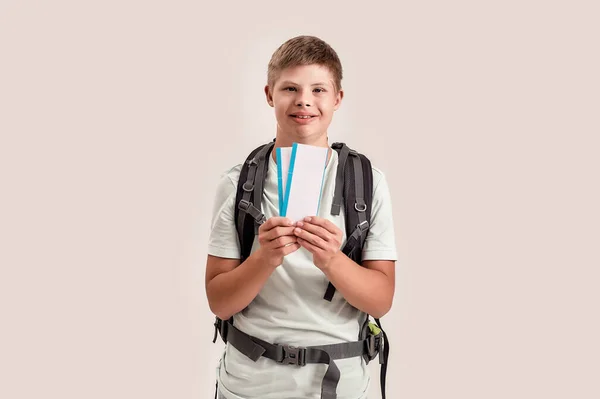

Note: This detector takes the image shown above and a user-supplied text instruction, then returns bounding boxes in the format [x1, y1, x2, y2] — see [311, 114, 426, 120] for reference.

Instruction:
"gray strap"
[318, 351, 339, 399]
[308, 340, 366, 360]
[219, 320, 381, 399]
[222, 321, 368, 362]
[351, 154, 368, 247]
[237, 142, 273, 242]
[252, 143, 274, 233]
[226, 323, 266, 362]
[239, 200, 265, 223]
[331, 144, 350, 215]
[237, 158, 258, 241]
[253, 143, 272, 207]
[348, 220, 370, 244]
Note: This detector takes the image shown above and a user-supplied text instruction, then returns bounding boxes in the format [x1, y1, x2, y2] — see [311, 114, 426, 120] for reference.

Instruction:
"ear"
[264, 85, 274, 107]
[333, 89, 344, 111]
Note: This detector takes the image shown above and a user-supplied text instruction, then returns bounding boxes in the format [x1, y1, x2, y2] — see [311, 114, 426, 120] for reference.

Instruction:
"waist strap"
[214, 318, 383, 399]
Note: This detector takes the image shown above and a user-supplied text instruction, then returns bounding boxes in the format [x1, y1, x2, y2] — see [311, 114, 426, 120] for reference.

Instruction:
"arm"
[294, 218, 395, 318]
[205, 252, 271, 320]
[205, 217, 300, 320]
[323, 255, 394, 319]
[294, 168, 397, 318]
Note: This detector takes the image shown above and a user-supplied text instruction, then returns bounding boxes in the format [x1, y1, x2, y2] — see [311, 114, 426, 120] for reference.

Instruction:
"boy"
[205, 35, 397, 399]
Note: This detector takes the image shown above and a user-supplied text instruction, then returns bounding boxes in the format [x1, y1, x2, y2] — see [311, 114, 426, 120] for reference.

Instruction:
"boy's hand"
[293, 216, 343, 271]
[255, 217, 300, 268]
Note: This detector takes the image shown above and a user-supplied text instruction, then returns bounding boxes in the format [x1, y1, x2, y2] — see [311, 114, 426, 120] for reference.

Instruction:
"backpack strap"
[374, 317, 390, 399]
[212, 140, 275, 374]
[324, 143, 373, 302]
[234, 140, 275, 262]
[347, 151, 371, 252]
[215, 317, 384, 399]
[357, 316, 390, 399]
[330, 143, 350, 216]
[325, 143, 390, 398]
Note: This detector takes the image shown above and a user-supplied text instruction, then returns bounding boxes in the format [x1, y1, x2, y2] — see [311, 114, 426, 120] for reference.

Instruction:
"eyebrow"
[280, 81, 330, 87]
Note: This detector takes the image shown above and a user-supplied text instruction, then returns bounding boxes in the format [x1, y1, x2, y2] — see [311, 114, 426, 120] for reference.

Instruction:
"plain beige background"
[1, 1, 598, 398]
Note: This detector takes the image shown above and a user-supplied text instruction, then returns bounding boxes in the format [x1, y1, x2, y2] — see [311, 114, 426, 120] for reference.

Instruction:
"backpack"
[212, 140, 390, 399]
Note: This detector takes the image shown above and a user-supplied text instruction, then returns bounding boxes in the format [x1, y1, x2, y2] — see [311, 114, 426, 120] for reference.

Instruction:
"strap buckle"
[238, 199, 250, 212]
[365, 332, 382, 361]
[357, 220, 369, 233]
[278, 344, 306, 366]
[239, 199, 266, 225]
[213, 317, 228, 343]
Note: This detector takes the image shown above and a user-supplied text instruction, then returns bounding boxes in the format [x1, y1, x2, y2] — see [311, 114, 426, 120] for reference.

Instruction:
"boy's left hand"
[293, 216, 343, 271]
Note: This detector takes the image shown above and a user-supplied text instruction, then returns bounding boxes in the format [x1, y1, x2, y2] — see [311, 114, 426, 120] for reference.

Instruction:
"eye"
[314, 88, 325, 93]
[284, 87, 296, 91]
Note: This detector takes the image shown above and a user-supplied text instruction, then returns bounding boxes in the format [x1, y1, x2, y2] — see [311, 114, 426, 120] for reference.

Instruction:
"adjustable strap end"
[321, 387, 337, 399]
[378, 336, 386, 364]
[212, 320, 218, 344]
[246, 344, 267, 362]
[323, 282, 336, 302]
[330, 203, 341, 216]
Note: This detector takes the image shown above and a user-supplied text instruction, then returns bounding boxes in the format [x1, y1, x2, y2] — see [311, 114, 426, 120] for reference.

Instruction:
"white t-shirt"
[208, 148, 397, 399]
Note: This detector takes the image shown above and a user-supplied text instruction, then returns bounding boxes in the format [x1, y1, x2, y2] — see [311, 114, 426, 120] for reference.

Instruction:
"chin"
[295, 130, 328, 143]
[278, 123, 329, 142]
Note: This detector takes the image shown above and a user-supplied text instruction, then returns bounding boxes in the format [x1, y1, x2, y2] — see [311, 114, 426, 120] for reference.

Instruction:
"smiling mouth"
[290, 115, 317, 119]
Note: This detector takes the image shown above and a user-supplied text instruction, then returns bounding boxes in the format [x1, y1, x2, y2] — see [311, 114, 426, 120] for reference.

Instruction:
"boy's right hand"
[255, 217, 300, 268]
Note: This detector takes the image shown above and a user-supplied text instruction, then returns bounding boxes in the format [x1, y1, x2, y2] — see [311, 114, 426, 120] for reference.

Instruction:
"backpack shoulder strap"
[212, 140, 274, 350]
[330, 143, 389, 398]
[324, 142, 373, 302]
[325, 144, 390, 398]
[234, 140, 275, 263]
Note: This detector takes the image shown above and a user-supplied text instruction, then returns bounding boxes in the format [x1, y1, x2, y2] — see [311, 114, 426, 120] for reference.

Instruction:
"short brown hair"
[267, 35, 343, 93]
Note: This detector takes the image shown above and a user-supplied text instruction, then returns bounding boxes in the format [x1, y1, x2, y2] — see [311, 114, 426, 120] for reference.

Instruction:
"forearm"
[322, 253, 393, 318]
[206, 250, 275, 320]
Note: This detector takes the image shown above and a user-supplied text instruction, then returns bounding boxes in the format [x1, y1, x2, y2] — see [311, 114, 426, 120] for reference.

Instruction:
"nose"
[295, 91, 311, 107]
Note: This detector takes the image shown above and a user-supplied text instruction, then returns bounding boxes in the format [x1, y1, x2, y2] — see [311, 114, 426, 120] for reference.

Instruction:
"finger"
[270, 235, 298, 249]
[295, 220, 331, 241]
[302, 216, 340, 235]
[281, 242, 301, 256]
[294, 226, 327, 249]
[262, 226, 297, 241]
[297, 237, 320, 254]
[259, 217, 293, 234]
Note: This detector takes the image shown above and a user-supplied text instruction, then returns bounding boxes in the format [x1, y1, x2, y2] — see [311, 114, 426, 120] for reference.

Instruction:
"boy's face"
[265, 64, 343, 145]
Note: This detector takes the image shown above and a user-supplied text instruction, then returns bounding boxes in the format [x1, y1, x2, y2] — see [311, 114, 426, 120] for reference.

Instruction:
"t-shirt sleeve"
[207, 167, 242, 259]
[361, 168, 398, 261]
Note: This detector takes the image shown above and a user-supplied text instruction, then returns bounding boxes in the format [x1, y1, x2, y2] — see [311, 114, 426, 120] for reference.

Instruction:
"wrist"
[251, 247, 280, 270]
[321, 250, 344, 275]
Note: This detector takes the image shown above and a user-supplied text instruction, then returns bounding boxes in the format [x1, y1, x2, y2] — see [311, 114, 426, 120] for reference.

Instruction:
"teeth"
[295, 115, 312, 119]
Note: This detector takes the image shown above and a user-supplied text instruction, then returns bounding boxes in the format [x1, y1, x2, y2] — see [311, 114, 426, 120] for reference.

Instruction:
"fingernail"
[296, 221, 303, 227]
[295, 228, 301, 233]
[304, 217, 311, 222]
